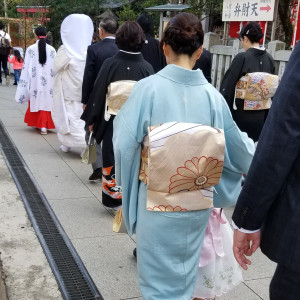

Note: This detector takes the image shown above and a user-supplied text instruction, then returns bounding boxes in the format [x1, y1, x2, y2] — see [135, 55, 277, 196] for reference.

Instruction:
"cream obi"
[139, 122, 225, 212]
[105, 80, 136, 120]
[234, 72, 279, 110]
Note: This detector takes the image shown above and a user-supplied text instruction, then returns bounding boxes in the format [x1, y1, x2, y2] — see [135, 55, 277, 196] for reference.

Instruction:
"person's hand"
[233, 229, 261, 270]
[82, 104, 86, 111]
[89, 124, 94, 132]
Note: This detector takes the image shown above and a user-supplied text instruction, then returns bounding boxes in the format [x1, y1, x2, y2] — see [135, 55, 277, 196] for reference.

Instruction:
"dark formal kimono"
[220, 47, 275, 141]
[81, 51, 154, 207]
[140, 34, 166, 73]
[193, 48, 212, 83]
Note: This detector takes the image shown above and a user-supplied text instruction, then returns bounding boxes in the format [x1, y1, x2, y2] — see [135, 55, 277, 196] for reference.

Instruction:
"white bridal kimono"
[52, 14, 93, 149]
[113, 64, 255, 300]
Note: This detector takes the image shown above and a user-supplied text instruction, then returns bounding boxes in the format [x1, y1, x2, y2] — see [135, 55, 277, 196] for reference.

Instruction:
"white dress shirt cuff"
[232, 220, 260, 233]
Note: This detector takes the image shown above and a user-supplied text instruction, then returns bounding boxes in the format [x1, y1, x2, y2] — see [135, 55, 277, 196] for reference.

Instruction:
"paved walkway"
[0, 82, 276, 300]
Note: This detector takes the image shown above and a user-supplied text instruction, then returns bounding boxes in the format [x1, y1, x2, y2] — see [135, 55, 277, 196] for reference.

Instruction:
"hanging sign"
[222, 0, 276, 22]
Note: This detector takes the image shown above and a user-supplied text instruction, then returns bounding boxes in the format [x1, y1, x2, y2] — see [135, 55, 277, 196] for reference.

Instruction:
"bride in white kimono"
[52, 14, 93, 152]
[113, 13, 255, 300]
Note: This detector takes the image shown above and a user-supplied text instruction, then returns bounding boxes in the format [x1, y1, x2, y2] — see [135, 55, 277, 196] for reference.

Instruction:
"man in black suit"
[232, 42, 300, 299]
[82, 17, 119, 181]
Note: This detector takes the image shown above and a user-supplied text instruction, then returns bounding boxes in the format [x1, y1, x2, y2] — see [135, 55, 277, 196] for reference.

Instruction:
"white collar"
[119, 50, 141, 55]
[103, 36, 115, 40]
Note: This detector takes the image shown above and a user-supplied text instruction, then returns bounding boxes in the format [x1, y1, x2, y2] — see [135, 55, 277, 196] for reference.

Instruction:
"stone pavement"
[0, 81, 276, 300]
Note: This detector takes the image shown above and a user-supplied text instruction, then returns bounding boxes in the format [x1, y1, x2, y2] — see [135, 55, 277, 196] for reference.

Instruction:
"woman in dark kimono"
[220, 22, 275, 141]
[81, 21, 154, 208]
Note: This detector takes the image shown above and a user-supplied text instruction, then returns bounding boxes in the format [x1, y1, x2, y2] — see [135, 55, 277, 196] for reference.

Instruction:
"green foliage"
[117, 3, 138, 22]
[187, 0, 223, 19]
[46, 0, 104, 48]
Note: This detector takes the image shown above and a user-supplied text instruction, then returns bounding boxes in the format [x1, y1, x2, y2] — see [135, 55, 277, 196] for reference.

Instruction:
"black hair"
[161, 12, 204, 57]
[13, 49, 23, 63]
[0, 22, 4, 30]
[239, 22, 263, 43]
[35, 27, 47, 65]
[136, 13, 153, 35]
[115, 21, 145, 52]
[99, 17, 118, 35]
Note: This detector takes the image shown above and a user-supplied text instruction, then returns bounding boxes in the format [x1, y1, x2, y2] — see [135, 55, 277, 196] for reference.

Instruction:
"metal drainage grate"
[0, 121, 103, 300]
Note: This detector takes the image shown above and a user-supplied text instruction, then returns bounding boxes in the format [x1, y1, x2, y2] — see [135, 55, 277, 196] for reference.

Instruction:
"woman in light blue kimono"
[113, 13, 255, 300]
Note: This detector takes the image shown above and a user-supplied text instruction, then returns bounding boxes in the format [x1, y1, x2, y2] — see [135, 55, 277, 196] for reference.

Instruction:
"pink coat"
[8, 56, 23, 70]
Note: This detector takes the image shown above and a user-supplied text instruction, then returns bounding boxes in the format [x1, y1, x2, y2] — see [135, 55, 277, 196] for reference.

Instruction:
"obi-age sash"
[234, 72, 279, 111]
[104, 80, 136, 121]
[139, 122, 225, 212]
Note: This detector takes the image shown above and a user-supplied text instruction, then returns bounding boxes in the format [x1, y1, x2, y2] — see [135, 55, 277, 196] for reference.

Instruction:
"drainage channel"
[0, 121, 103, 300]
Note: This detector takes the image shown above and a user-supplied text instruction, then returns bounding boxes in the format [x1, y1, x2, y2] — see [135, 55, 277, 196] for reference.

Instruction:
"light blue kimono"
[113, 65, 255, 300]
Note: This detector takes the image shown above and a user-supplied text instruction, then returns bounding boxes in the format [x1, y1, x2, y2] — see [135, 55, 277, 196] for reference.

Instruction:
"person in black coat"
[137, 13, 166, 73]
[193, 48, 212, 83]
[81, 17, 119, 181]
[220, 22, 275, 141]
[232, 42, 300, 300]
[81, 21, 154, 208]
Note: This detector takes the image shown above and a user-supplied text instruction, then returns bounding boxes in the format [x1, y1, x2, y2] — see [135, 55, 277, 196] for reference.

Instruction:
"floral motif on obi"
[169, 156, 224, 193]
[147, 205, 188, 212]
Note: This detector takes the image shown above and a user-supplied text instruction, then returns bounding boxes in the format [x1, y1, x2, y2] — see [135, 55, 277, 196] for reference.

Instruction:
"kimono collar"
[115, 50, 145, 62]
[158, 64, 208, 86]
[60, 14, 93, 61]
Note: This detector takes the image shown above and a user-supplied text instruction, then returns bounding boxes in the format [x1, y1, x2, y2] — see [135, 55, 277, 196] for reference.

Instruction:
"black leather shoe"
[88, 168, 102, 181]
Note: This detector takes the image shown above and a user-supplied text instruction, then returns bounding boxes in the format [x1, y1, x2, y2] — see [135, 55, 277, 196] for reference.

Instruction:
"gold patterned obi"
[235, 72, 279, 110]
[105, 80, 136, 119]
[139, 122, 225, 212]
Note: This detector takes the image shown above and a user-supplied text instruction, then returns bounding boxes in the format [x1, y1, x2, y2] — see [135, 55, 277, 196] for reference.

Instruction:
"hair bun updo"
[161, 13, 204, 56]
[239, 22, 263, 43]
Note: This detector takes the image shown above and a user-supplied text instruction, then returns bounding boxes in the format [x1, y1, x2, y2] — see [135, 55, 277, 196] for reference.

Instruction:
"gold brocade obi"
[234, 72, 279, 110]
[139, 122, 225, 212]
[105, 80, 136, 120]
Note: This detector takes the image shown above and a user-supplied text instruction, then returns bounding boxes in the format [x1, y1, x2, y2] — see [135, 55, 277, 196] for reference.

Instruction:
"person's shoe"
[133, 248, 137, 259]
[5, 76, 10, 86]
[60, 145, 71, 153]
[40, 127, 47, 135]
[88, 168, 102, 181]
[13, 82, 17, 85]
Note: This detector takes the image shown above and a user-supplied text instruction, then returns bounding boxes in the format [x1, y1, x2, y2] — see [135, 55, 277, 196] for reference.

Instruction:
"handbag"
[112, 207, 127, 233]
[139, 122, 225, 212]
[81, 131, 97, 164]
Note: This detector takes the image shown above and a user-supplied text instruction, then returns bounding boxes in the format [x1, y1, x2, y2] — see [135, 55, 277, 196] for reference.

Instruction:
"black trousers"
[270, 264, 300, 300]
[0, 55, 9, 80]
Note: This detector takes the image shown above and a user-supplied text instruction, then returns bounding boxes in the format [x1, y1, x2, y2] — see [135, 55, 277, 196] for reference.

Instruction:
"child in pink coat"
[8, 49, 23, 85]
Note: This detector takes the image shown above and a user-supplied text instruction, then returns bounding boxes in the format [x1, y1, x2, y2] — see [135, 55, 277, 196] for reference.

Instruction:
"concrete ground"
[0, 81, 276, 300]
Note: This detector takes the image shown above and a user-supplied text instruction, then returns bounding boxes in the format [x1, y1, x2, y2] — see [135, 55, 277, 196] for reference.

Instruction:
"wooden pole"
[292, 0, 300, 48]
[271, 0, 279, 41]
[263, 21, 268, 47]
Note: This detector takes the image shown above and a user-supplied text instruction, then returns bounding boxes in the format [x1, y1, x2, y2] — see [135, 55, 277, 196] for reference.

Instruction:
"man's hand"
[82, 104, 87, 111]
[89, 124, 94, 132]
[233, 229, 261, 270]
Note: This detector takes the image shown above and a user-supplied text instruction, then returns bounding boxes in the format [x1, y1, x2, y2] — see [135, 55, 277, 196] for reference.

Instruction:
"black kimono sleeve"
[220, 53, 245, 109]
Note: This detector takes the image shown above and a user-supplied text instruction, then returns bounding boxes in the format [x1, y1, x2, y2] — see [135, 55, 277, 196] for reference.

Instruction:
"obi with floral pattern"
[139, 122, 225, 212]
[234, 72, 279, 111]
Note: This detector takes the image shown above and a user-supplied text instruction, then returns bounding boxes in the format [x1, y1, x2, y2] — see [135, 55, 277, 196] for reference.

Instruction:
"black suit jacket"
[81, 38, 119, 104]
[193, 48, 212, 83]
[232, 43, 300, 273]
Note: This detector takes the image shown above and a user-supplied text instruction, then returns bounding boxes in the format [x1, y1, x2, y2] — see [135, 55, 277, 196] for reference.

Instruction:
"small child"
[192, 208, 243, 300]
[8, 49, 23, 85]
